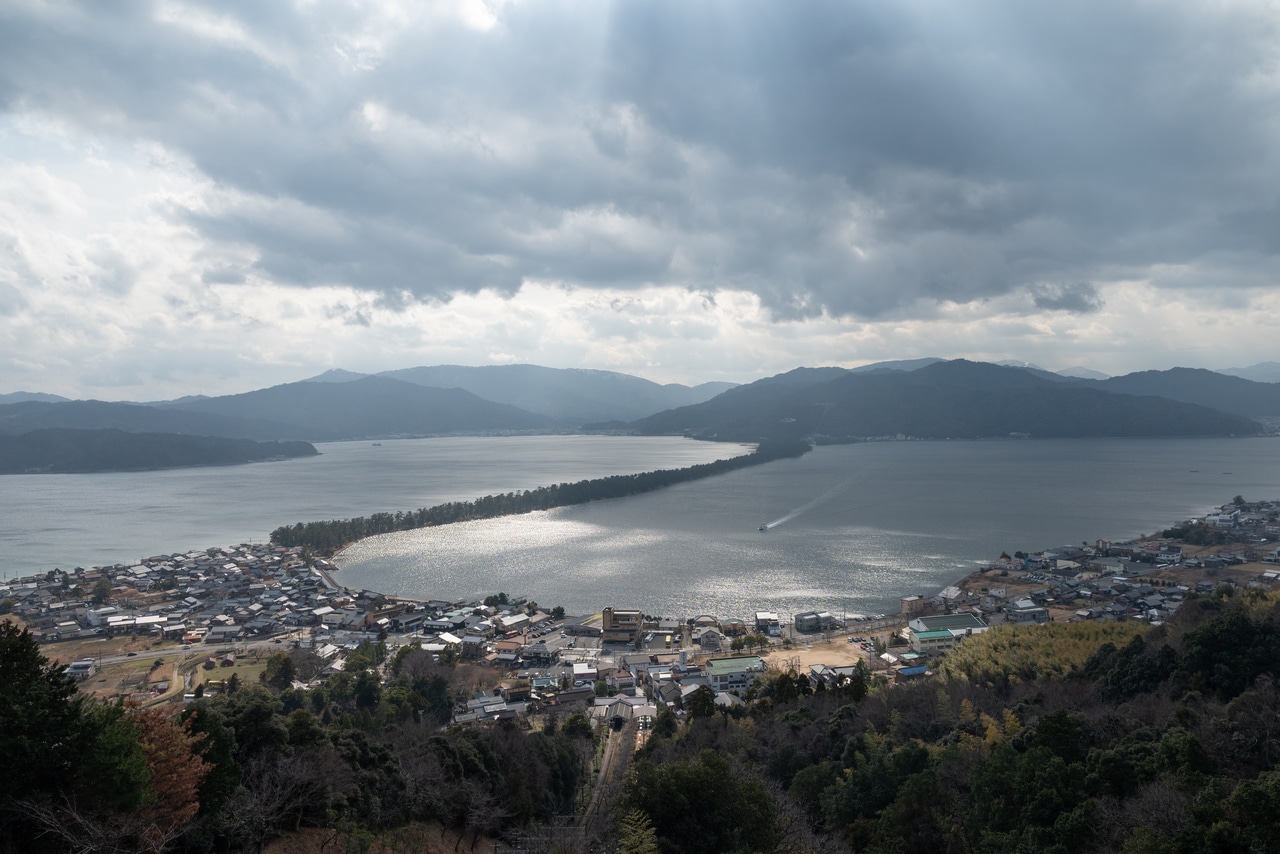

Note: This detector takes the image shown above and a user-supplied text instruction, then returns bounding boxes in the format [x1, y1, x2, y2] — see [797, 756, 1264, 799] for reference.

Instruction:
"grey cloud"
[87, 244, 135, 295]
[0, 281, 26, 317]
[325, 302, 372, 327]
[1031, 282, 1104, 314]
[2, 0, 1279, 320]
[201, 267, 247, 285]
[0, 234, 35, 314]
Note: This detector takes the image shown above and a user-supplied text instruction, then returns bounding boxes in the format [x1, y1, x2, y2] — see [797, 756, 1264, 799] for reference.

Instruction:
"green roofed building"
[906, 612, 988, 655]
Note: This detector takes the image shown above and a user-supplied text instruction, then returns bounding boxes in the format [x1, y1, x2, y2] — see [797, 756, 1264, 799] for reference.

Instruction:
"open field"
[759, 637, 876, 670]
[190, 648, 273, 692]
[78, 654, 184, 701]
[41, 633, 168, 665]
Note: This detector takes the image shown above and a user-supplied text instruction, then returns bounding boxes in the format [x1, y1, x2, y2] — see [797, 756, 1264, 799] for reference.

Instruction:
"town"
[3, 498, 1279, 729]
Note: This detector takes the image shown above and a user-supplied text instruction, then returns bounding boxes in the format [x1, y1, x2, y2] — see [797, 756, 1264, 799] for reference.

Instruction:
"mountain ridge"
[630, 360, 1264, 441]
[3, 359, 1276, 445]
[348, 363, 736, 424]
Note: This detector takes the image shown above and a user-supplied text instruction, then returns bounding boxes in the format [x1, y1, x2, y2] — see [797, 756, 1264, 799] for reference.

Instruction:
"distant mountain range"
[156, 376, 554, 441]
[1215, 361, 1280, 383]
[0, 361, 1275, 460]
[0, 391, 70, 405]
[1094, 368, 1280, 418]
[1056, 366, 1111, 380]
[628, 360, 1266, 441]
[303, 363, 737, 424]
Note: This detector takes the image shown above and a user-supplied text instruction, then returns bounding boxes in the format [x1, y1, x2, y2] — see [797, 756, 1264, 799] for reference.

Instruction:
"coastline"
[7, 497, 1276, 661]
[270, 439, 810, 555]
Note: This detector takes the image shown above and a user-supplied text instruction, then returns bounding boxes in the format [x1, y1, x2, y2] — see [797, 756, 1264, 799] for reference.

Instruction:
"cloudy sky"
[2, 0, 1279, 400]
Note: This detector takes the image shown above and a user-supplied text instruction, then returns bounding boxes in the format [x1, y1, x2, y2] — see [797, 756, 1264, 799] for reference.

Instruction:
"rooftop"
[705, 656, 766, 677]
[916, 613, 987, 632]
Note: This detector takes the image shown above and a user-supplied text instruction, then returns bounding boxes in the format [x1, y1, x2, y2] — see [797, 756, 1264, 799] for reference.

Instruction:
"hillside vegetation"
[7, 587, 1280, 852]
[620, 589, 1280, 853]
[0, 428, 317, 474]
[936, 620, 1145, 686]
[0, 628, 592, 854]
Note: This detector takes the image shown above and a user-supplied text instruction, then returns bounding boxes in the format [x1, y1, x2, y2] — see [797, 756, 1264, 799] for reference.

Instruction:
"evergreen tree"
[617, 808, 660, 854]
[0, 624, 85, 804]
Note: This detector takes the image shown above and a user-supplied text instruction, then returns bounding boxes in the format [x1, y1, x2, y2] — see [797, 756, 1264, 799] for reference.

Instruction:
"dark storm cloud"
[3, 0, 1278, 318]
[1030, 282, 1103, 314]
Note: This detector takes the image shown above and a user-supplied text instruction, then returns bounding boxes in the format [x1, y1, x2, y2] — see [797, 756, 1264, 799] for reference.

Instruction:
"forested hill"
[0, 377, 556, 443]
[630, 359, 1263, 441]
[159, 376, 554, 441]
[621, 587, 1280, 853]
[1095, 366, 1280, 417]
[272, 438, 810, 553]
[0, 428, 318, 473]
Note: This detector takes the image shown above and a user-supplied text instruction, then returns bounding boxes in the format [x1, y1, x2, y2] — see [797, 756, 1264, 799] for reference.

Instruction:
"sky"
[2, 0, 1280, 400]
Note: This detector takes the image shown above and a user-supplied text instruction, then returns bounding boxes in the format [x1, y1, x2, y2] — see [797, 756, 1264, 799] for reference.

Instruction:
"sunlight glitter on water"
[333, 438, 1280, 617]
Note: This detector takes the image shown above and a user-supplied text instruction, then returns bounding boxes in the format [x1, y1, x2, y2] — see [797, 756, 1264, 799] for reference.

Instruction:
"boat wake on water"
[759, 479, 852, 531]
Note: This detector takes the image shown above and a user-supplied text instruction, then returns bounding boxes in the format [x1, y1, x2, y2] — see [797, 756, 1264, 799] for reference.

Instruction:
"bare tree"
[464, 784, 513, 851]
[16, 795, 191, 854]
[216, 749, 354, 854]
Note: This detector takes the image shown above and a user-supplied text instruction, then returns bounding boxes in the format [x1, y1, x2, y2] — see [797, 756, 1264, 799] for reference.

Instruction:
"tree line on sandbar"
[271, 439, 811, 555]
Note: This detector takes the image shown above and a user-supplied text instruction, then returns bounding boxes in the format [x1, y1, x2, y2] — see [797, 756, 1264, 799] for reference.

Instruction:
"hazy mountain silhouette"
[163, 376, 555, 440]
[0, 391, 70, 404]
[333, 364, 737, 424]
[631, 360, 1262, 440]
[1095, 368, 1280, 416]
[1217, 361, 1280, 383]
[1, 378, 554, 442]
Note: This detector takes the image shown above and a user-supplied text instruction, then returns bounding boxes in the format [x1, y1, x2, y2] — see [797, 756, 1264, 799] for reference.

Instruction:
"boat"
[371, 442, 382, 447]
[758, 524, 768, 532]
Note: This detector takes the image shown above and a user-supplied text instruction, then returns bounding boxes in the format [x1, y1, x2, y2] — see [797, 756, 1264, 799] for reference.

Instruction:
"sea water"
[5, 435, 1278, 618]
[0, 435, 747, 578]
[334, 438, 1280, 617]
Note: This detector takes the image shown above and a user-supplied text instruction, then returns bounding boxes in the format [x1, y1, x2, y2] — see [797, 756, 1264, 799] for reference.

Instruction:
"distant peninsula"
[271, 438, 811, 554]
[0, 427, 318, 474]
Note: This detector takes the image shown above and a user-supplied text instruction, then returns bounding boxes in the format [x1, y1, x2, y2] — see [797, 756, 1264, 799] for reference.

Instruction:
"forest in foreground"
[5, 583, 1280, 853]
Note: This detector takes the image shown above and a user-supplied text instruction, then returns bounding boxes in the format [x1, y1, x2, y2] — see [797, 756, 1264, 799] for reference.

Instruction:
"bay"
[0, 436, 746, 579]
[335, 437, 1280, 618]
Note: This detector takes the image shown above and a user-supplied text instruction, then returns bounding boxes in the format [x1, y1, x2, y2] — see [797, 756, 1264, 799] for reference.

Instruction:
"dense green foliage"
[938, 620, 1144, 687]
[272, 439, 811, 553]
[616, 593, 1280, 853]
[0, 428, 317, 474]
[0, 624, 162, 853]
[1162, 523, 1230, 546]
[0, 627, 591, 853]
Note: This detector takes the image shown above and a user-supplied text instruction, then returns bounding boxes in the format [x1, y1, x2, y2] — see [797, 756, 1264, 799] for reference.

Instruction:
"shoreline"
[270, 439, 811, 556]
[7, 499, 1276, 656]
